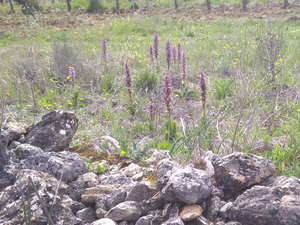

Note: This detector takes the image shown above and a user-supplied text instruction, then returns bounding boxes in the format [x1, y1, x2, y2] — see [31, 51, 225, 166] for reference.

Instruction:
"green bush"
[87, 0, 106, 12]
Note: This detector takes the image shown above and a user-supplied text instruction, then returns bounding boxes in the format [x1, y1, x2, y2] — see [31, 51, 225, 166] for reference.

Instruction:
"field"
[1, 0, 300, 176]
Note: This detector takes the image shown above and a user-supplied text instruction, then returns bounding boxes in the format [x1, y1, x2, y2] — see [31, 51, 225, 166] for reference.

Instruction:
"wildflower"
[121, 151, 126, 155]
[102, 38, 107, 62]
[177, 42, 181, 64]
[124, 61, 133, 102]
[166, 39, 171, 70]
[69, 67, 75, 85]
[181, 50, 187, 81]
[199, 70, 207, 107]
[154, 34, 159, 60]
[172, 46, 176, 66]
[149, 44, 154, 61]
[162, 73, 173, 117]
[147, 101, 155, 120]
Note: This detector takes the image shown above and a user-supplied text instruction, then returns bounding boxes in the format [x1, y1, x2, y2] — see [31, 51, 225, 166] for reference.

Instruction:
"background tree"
[174, 0, 178, 9]
[242, 0, 247, 11]
[283, 0, 289, 9]
[206, 0, 211, 11]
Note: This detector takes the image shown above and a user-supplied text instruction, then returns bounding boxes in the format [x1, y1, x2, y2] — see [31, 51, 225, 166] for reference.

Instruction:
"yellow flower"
[262, 127, 267, 130]
[101, 75, 104, 78]
[49, 79, 53, 81]
[67, 76, 70, 80]
[64, 84, 67, 87]
[28, 105, 32, 107]
[58, 106, 63, 108]
[297, 109, 300, 112]
[80, 98, 83, 100]
[121, 151, 126, 155]
[68, 102, 73, 105]
[103, 98, 106, 100]
[211, 106, 215, 109]
[37, 90, 40, 92]
[50, 90, 54, 93]
[76, 86, 80, 89]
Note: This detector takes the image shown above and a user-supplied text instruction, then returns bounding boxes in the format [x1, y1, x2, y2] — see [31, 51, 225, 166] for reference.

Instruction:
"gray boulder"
[19, 150, 87, 183]
[125, 183, 155, 202]
[0, 163, 18, 191]
[212, 152, 276, 192]
[102, 174, 134, 186]
[135, 214, 155, 225]
[13, 143, 43, 161]
[0, 169, 83, 225]
[76, 207, 98, 223]
[0, 130, 8, 168]
[91, 218, 117, 225]
[161, 216, 184, 225]
[25, 110, 78, 152]
[3, 122, 28, 145]
[105, 201, 142, 221]
[106, 188, 127, 209]
[228, 176, 300, 225]
[161, 165, 213, 204]
[141, 196, 164, 215]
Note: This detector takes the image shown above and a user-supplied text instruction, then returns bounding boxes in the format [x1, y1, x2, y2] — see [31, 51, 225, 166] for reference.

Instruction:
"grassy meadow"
[1, 0, 300, 176]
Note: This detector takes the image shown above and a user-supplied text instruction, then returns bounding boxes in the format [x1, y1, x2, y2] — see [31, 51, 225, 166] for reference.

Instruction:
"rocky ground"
[1, 110, 300, 225]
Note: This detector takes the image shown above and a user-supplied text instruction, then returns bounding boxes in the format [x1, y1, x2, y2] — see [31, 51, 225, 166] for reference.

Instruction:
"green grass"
[1, 0, 300, 176]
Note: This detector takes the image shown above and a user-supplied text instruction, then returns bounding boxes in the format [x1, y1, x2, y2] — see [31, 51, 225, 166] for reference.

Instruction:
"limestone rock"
[19, 150, 87, 183]
[13, 143, 43, 161]
[132, 171, 144, 181]
[135, 214, 155, 225]
[0, 169, 82, 225]
[96, 208, 108, 219]
[125, 183, 155, 202]
[212, 152, 276, 192]
[161, 216, 184, 225]
[82, 185, 117, 204]
[102, 174, 133, 186]
[0, 163, 18, 191]
[145, 150, 168, 167]
[156, 159, 178, 179]
[179, 205, 204, 222]
[228, 177, 300, 225]
[91, 218, 117, 225]
[185, 215, 213, 225]
[121, 163, 142, 177]
[25, 110, 78, 152]
[0, 130, 9, 168]
[76, 207, 98, 223]
[219, 202, 232, 219]
[141, 196, 164, 216]
[3, 122, 28, 145]
[105, 201, 142, 221]
[106, 188, 127, 209]
[207, 196, 221, 221]
[161, 165, 213, 204]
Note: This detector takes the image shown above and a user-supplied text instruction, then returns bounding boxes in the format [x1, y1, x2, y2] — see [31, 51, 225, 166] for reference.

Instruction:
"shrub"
[87, 0, 106, 13]
[134, 70, 157, 93]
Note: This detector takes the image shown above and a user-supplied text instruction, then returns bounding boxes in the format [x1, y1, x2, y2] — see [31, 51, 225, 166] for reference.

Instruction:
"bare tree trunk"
[174, 0, 178, 9]
[9, 0, 14, 12]
[206, 0, 211, 11]
[283, 0, 289, 9]
[242, 0, 247, 11]
[66, 0, 71, 11]
[116, 0, 119, 10]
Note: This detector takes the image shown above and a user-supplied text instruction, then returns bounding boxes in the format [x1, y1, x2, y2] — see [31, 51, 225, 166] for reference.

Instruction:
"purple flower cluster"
[149, 44, 154, 61]
[69, 66, 75, 85]
[154, 34, 159, 60]
[124, 61, 133, 102]
[181, 50, 187, 80]
[102, 38, 107, 62]
[162, 72, 173, 116]
[199, 70, 207, 106]
[172, 46, 176, 66]
[147, 101, 155, 120]
[166, 39, 171, 70]
[177, 42, 181, 64]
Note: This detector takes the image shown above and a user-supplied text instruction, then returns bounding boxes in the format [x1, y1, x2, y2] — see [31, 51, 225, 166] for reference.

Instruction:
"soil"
[1, 2, 300, 36]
